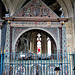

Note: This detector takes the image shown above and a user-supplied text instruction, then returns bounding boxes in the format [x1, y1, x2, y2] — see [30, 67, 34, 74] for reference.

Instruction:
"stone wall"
[65, 17, 74, 54]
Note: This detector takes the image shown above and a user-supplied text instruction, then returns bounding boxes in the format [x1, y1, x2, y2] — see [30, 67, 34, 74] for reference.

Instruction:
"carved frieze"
[10, 21, 61, 27]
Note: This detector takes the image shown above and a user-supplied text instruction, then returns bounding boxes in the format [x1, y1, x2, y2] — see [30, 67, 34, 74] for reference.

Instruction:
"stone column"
[4, 21, 10, 75]
[57, 28, 60, 60]
[73, 2, 75, 72]
[27, 32, 30, 51]
[73, 2, 75, 75]
[34, 32, 37, 54]
[5, 21, 10, 55]
[74, 2, 75, 52]
[62, 23, 69, 75]
[0, 21, 6, 75]
[30, 41, 32, 52]
[41, 33, 47, 54]
[0, 19, 3, 53]
[51, 40, 54, 54]
[30, 32, 33, 52]
[12, 27, 15, 53]
[1, 21, 6, 54]
[32, 32, 37, 53]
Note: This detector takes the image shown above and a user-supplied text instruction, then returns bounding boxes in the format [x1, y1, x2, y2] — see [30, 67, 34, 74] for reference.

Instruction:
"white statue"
[59, 7, 64, 18]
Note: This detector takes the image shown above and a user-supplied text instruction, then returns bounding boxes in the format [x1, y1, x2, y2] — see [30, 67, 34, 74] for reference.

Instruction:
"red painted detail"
[38, 48, 40, 52]
[58, 52, 59, 60]
[50, 58, 52, 60]
[64, 45, 65, 47]
[37, 40, 41, 42]
[7, 65, 9, 67]
[65, 56, 66, 58]
[35, 22, 37, 24]
[58, 27, 62, 29]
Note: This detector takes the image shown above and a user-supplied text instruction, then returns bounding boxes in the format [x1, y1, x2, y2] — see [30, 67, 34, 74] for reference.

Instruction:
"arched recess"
[13, 28, 58, 54]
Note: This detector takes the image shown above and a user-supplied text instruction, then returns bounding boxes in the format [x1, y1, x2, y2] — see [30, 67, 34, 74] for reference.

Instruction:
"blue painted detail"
[0, 54, 4, 75]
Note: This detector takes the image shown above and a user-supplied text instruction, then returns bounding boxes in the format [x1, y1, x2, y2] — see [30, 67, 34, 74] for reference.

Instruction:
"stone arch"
[57, 0, 73, 17]
[1, 0, 8, 11]
[0, 0, 6, 17]
[13, 28, 58, 53]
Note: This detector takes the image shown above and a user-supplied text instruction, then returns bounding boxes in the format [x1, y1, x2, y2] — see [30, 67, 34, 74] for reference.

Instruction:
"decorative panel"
[4, 23, 10, 75]
[62, 24, 69, 75]
[10, 21, 61, 27]
[14, 0, 58, 18]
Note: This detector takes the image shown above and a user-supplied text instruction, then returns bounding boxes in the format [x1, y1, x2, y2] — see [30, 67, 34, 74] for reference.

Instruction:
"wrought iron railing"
[0, 53, 73, 75]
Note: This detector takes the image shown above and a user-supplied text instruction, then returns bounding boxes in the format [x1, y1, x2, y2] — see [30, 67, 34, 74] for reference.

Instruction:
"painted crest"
[14, 0, 58, 18]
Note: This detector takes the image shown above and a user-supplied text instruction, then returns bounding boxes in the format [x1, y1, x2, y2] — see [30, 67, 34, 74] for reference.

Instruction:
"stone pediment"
[13, 0, 59, 18]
